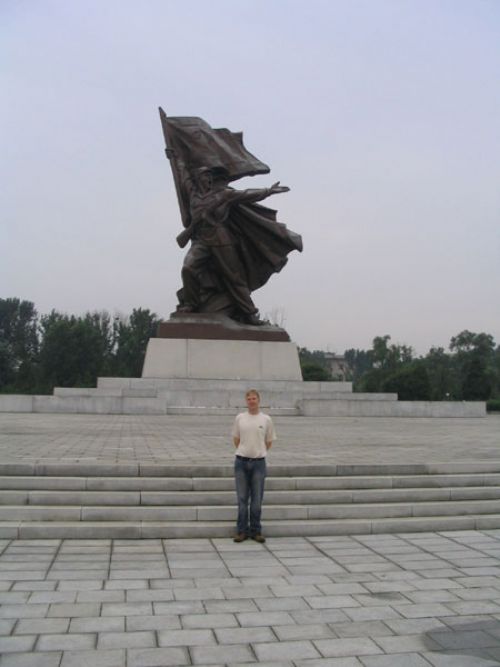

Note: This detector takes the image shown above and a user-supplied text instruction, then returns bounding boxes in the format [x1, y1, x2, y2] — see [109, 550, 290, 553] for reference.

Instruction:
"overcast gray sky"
[2, 0, 499, 354]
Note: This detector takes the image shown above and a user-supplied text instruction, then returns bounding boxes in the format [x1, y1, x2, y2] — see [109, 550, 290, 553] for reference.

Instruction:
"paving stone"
[446, 600, 500, 615]
[222, 585, 273, 599]
[292, 610, 350, 625]
[237, 611, 295, 626]
[15, 618, 70, 634]
[181, 613, 238, 629]
[157, 628, 216, 647]
[359, 655, 432, 667]
[405, 589, 461, 603]
[77, 590, 124, 603]
[47, 603, 100, 618]
[101, 603, 152, 617]
[97, 631, 155, 650]
[273, 624, 335, 640]
[305, 595, 360, 609]
[374, 633, 441, 652]
[125, 589, 174, 602]
[0, 604, 49, 618]
[11, 582, 57, 591]
[0, 593, 30, 604]
[384, 617, 447, 634]
[189, 644, 254, 664]
[126, 614, 181, 631]
[0, 636, 36, 652]
[58, 580, 104, 591]
[343, 606, 402, 622]
[253, 640, 321, 660]
[69, 617, 125, 633]
[28, 591, 77, 604]
[332, 621, 394, 638]
[105, 580, 148, 590]
[428, 628, 500, 649]
[37, 633, 96, 651]
[318, 584, 369, 595]
[295, 659, 362, 667]
[154, 600, 204, 614]
[60, 649, 126, 667]
[421, 652, 500, 666]
[393, 603, 455, 618]
[0, 653, 62, 667]
[255, 597, 309, 612]
[0, 619, 16, 634]
[204, 599, 258, 613]
[173, 587, 225, 600]
[216, 626, 277, 644]
[127, 647, 190, 666]
[313, 638, 383, 658]
[353, 592, 410, 606]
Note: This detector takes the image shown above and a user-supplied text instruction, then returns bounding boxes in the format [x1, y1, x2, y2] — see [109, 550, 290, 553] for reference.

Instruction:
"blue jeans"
[234, 456, 267, 536]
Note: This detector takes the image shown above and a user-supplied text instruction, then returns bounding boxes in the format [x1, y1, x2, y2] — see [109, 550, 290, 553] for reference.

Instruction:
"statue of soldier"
[160, 112, 302, 324]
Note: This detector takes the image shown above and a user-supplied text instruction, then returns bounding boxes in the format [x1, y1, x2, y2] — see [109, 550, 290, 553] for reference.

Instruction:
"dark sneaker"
[251, 534, 266, 543]
[233, 533, 247, 543]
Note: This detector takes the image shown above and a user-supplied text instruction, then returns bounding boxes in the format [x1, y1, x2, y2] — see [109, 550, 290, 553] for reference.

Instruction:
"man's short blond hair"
[245, 389, 260, 400]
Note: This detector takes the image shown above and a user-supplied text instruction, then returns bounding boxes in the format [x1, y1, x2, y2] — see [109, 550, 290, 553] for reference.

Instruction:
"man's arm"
[266, 417, 276, 450]
[225, 181, 289, 206]
[233, 437, 240, 448]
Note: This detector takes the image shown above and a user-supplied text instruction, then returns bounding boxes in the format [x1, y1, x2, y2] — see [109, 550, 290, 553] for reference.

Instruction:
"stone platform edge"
[1, 461, 500, 477]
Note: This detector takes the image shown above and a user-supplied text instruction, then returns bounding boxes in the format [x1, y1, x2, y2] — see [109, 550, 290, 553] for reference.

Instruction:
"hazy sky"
[2, 0, 499, 354]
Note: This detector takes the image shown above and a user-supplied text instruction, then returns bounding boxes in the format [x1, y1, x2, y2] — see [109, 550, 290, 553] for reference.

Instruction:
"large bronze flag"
[159, 109, 270, 179]
[159, 108, 271, 228]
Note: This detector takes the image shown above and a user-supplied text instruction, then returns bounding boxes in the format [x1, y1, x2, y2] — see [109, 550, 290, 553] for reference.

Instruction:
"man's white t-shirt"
[232, 411, 277, 459]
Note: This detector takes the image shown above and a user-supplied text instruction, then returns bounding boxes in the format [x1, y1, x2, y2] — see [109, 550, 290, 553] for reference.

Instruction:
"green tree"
[0, 298, 38, 391]
[423, 346, 457, 400]
[113, 308, 161, 377]
[450, 330, 496, 400]
[301, 361, 331, 381]
[38, 310, 114, 390]
[357, 335, 413, 393]
[382, 362, 431, 400]
[344, 348, 373, 383]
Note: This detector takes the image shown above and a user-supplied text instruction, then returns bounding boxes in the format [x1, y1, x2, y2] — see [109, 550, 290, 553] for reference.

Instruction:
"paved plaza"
[0, 413, 499, 466]
[1, 413, 500, 665]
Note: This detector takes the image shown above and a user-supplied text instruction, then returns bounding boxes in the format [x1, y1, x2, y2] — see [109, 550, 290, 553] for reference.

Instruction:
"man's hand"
[269, 181, 290, 195]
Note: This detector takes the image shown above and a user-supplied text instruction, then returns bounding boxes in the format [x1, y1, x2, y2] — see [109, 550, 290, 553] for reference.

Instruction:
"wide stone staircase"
[1, 462, 500, 539]
[0, 377, 485, 417]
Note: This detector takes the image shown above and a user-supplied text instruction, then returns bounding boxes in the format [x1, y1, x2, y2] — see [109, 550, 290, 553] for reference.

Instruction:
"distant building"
[324, 353, 350, 381]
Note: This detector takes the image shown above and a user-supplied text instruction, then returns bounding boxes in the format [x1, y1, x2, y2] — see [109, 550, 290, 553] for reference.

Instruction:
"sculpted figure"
[160, 111, 302, 324]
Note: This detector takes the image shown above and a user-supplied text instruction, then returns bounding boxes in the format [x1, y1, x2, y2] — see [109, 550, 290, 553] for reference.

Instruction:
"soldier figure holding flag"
[160, 111, 302, 324]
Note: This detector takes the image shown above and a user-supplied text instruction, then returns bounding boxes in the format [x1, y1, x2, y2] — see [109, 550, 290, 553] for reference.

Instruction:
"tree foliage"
[1, 297, 498, 402]
[355, 331, 498, 402]
[0, 297, 161, 393]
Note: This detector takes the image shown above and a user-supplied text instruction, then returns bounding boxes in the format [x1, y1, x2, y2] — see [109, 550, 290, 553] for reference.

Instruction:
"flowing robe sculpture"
[160, 110, 302, 325]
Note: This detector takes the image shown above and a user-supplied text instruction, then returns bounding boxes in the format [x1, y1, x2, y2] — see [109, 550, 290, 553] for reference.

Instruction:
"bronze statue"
[159, 110, 302, 325]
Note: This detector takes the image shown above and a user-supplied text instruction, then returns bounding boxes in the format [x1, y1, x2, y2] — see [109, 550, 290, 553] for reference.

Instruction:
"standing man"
[232, 389, 276, 543]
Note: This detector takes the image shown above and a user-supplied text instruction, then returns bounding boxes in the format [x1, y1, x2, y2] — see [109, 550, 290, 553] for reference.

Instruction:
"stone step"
[0, 462, 497, 538]
[2, 462, 500, 477]
[2, 498, 500, 522]
[2, 472, 500, 492]
[2, 485, 500, 507]
[1, 513, 500, 539]
[166, 406, 301, 416]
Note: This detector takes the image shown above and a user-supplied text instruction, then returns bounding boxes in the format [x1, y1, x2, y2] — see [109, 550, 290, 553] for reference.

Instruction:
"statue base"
[142, 315, 301, 381]
[158, 312, 290, 342]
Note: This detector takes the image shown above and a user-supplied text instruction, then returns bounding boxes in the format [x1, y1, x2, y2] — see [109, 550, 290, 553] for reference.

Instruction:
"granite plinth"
[157, 313, 290, 342]
[141, 338, 302, 381]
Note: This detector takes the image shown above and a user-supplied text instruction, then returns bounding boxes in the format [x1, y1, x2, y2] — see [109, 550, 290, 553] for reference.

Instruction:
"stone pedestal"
[142, 338, 302, 381]
[142, 313, 302, 381]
